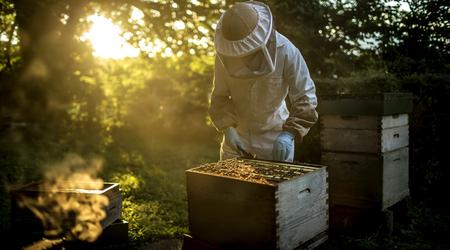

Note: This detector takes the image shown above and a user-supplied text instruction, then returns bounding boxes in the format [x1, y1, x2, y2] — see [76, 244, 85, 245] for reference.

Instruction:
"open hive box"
[186, 159, 328, 250]
[10, 182, 122, 243]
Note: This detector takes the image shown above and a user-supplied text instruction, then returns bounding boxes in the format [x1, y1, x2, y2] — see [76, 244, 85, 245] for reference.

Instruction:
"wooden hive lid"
[318, 92, 413, 115]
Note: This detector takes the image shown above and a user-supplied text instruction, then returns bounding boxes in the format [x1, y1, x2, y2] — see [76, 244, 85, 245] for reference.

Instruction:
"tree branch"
[4, 19, 16, 70]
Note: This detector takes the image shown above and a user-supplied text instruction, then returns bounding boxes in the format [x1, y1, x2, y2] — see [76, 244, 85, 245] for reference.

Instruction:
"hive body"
[186, 159, 328, 250]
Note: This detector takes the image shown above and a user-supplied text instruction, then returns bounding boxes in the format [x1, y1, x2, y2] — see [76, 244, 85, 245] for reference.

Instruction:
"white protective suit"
[209, 2, 318, 162]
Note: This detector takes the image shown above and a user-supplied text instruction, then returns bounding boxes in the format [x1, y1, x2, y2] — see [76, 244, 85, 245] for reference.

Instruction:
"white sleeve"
[208, 56, 237, 131]
[283, 47, 318, 141]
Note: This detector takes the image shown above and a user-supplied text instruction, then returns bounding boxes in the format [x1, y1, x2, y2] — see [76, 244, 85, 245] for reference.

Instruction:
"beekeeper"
[209, 1, 318, 162]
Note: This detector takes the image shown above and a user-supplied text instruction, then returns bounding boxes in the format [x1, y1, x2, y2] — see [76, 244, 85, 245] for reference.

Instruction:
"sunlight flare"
[81, 15, 140, 59]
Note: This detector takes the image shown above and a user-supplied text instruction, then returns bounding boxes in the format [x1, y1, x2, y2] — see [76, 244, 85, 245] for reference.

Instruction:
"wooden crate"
[10, 182, 122, 241]
[322, 147, 409, 210]
[317, 93, 413, 116]
[320, 114, 409, 129]
[186, 159, 328, 250]
[320, 114, 409, 154]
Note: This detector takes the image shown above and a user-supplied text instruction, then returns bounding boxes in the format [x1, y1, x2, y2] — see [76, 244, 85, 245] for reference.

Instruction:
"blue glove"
[224, 127, 245, 154]
[273, 131, 295, 161]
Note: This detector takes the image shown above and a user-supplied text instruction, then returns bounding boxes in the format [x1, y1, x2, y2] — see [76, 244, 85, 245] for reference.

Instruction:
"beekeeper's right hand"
[224, 127, 245, 154]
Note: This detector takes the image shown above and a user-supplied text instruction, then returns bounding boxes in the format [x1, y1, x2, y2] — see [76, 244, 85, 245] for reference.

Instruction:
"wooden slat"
[381, 125, 409, 152]
[321, 125, 408, 154]
[382, 147, 410, 210]
[321, 128, 381, 153]
[280, 210, 328, 250]
[276, 168, 328, 250]
[381, 114, 408, 129]
[295, 230, 328, 250]
[321, 114, 408, 130]
[323, 148, 409, 210]
[322, 152, 382, 208]
[101, 195, 122, 229]
[321, 115, 380, 130]
[318, 93, 413, 115]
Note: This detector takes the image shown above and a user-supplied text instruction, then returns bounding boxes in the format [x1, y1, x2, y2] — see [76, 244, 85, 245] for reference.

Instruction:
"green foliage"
[267, 0, 449, 77]
[96, 0, 224, 59]
[0, 0, 449, 246]
[121, 198, 187, 241]
[0, 0, 19, 72]
[397, 74, 450, 200]
[381, 0, 450, 75]
[267, 0, 346, 76]
[315, 70, 402, 94]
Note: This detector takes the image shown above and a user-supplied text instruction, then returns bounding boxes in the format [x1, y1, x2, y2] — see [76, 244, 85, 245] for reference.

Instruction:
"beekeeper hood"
[215, 1, 276, 78]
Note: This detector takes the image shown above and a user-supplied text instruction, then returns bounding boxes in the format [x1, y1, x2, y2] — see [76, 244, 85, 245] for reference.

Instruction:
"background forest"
[0, 0, 449, 249]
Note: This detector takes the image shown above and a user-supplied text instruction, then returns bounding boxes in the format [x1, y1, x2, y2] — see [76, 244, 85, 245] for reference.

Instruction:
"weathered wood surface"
[381, 114, 409, 129]
[186, 161, 328, 250]
[320, 114, 408, 130]
[321, 128, 380, 153]
[322, 152, 381, 208]
[318, 93, 413, 116]
[294, 231, 328, 250]
[186, 171, 277, 249]
[381, 125, 409, 153]
[321, 125, 408, 154]
[102, 186, 122, 229]
[322, 148, 409, 210]
[382, 147, 409, 209]
[276, 168, 328, 250]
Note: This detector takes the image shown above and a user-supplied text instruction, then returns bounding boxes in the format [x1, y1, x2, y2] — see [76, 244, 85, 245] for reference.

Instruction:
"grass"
[101, 128, 220, 244]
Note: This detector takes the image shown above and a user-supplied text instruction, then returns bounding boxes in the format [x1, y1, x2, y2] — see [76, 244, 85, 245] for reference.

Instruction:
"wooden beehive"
[323, 148, 409, 210]
[319, 93, 412, 210]
[186, 159, 328, 250]
[320, 114, 409, 154]
[10, 182, 122, 241]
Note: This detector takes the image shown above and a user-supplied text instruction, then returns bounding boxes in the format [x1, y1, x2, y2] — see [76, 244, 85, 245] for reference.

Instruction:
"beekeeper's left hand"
[273, 131, 294, 161]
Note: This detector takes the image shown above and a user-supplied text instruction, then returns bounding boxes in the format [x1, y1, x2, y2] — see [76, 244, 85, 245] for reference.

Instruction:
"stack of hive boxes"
[318, 93, 412, 228]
